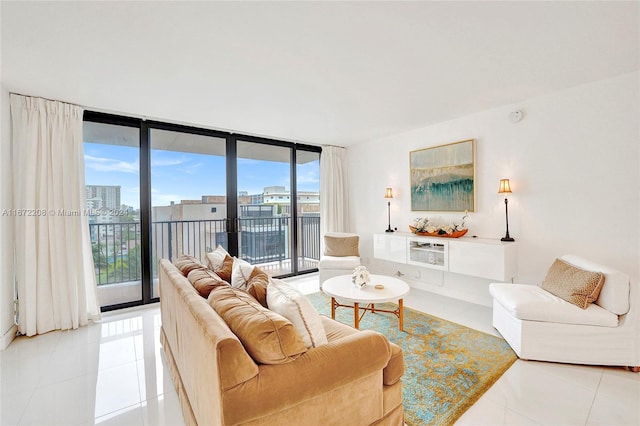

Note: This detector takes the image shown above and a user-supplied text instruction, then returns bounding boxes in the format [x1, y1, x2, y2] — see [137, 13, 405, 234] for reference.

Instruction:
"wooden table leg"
[331, 297, 336, 319]
[354, 302, 360, 329]
[398, 298, 404, 331]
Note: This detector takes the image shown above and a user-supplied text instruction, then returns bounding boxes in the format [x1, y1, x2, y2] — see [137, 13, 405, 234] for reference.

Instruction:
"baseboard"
[1, 324, 17, 350]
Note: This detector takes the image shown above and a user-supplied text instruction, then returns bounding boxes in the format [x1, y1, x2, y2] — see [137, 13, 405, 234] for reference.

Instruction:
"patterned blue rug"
[306, 292, 517, 426]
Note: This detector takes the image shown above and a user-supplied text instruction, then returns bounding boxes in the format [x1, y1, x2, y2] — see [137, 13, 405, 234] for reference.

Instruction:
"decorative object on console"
[352, 265, 371, 288]
[410, 139, 475, 212]
[385, 187, 395, 232]
[498, 178, 515, 242]
[409, 210, 468, 237]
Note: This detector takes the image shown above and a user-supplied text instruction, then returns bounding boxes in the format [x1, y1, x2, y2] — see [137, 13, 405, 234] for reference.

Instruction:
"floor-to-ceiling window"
[150, 128, 227, 299]
[296, 150, 320, 273]
[83, 119, 142, 309]
[83, 112, 321, 311]
[237, 140, 293, 275]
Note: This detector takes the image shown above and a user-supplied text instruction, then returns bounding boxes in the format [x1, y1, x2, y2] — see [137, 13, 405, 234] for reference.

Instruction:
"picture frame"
[410, 139, 475, 212]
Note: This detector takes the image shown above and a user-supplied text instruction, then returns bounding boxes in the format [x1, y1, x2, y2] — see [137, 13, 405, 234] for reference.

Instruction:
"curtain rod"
[10, 91, 83, 108]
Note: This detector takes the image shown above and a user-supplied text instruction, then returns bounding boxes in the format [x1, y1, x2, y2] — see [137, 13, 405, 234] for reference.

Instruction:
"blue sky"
[84, 143, 320, 208]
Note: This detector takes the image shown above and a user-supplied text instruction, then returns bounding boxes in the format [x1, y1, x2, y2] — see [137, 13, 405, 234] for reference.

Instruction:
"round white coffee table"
[322, 274, 410, 331]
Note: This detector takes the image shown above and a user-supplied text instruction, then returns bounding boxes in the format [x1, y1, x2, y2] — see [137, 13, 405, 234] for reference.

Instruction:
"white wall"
[0, 84, 17, 348]
[348, 72, 639, 306]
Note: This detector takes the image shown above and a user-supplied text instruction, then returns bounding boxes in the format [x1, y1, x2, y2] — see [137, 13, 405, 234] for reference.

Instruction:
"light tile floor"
[1, 273, 638, 425]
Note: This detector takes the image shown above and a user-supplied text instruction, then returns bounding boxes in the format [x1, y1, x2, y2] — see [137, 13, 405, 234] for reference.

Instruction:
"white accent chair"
[318, 232, 361, 288]
[490, 255, 639, 370]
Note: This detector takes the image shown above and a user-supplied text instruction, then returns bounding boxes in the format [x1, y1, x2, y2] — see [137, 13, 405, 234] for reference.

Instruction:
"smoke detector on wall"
[509, 110, 523, 123]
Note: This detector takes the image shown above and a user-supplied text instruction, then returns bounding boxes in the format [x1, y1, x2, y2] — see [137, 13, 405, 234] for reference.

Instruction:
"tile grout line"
[584, 368, 605, 425]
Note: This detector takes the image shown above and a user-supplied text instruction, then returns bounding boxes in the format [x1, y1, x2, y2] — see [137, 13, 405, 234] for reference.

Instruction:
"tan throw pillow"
[541, 258, 605, 309]
[206, 246, 234, 282]
[267, 278, 328, 349]
[228, 257, 270, 307]
[208, 286, 307, 364]
[173, 255, 205, 276]
[187, 267, 229, 298]
[245, 269, 270, 308]
[324, 233, 360, 257]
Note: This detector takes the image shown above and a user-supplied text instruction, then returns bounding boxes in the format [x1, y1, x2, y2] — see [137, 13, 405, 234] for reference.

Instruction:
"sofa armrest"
[384, 341, 404, 385]
[222, 329, 392, 425]
[322, 316, 403, 386]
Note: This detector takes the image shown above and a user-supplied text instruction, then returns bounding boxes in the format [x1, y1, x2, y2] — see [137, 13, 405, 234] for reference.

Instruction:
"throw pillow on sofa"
[205, 245, 234, 282]
[541, 258, 605, 309]
[187, 267, 229, 298]
[267, 278, 328, 349]
[173, 255, 206, 276]
[230, 258, 270, 305]
[208, 286, 307, 364]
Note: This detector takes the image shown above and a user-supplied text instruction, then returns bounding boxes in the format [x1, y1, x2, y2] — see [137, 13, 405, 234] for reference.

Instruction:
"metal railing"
[90, 222, 142, 285]
[90, 216, 321, 285]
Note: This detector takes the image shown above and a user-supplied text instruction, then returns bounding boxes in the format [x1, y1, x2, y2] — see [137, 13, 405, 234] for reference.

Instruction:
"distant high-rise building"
[86, 185, 121, 209]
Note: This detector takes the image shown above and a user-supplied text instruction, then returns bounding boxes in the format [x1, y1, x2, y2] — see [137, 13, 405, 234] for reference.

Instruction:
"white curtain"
[320, 145, 350, 234]
[11, 94, 100, 336]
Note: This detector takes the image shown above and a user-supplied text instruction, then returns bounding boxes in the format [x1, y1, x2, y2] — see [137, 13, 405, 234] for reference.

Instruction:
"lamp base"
[501, 236, 515, 242]
[385, 228, 395, 233]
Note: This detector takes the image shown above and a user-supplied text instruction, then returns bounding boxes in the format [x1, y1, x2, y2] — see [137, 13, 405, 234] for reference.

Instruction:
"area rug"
[306, 292, 517, 426]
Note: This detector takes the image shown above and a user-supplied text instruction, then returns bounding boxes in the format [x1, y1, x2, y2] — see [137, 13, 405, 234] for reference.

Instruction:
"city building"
[85, 185, 121, 210]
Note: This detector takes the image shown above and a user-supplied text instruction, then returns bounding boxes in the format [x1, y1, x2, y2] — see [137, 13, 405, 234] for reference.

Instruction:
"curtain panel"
[10, 94, 100, 336]
[319, 146, 350, 234]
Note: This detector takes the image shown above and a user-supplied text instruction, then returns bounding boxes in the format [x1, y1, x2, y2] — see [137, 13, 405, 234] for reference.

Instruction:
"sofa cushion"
[490, 283, 618, 327]
[541, 258, 605, 309]
[561, 255, 630, 315]
[324, 233, 360, 257]
[173, 255, 206, 276]
[205, 245, 234, 282]
[318, 255, 361, 270]
[187, 267, 229, 298]
[267, 278, 327, 349]
[208, 286, 307, 364]
[245, 269, 270, 308]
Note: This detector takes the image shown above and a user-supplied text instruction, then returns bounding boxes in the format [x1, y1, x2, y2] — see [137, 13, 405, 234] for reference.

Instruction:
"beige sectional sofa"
[159, 258, 405, 425]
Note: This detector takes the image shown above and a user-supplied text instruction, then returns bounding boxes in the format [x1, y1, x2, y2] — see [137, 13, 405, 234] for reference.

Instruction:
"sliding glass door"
[237, 140, 293, 275]
[150, 128, 227, 298]
[296, 150, 320, 273]
[83, 120, 142, 308]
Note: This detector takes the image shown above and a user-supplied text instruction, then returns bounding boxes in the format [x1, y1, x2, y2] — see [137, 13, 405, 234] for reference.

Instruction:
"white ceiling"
[2, 1, 638, 147]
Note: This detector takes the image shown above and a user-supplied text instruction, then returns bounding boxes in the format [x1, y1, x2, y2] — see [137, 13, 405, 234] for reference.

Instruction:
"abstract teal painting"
[410, 139, 475, 211]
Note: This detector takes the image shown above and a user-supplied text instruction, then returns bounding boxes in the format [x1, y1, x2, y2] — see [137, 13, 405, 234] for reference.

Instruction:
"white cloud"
[85, 154, 138, 174]
[151, 158, 187, 167]
[182, 161, 204, 175]
[297, 172, 319, 185]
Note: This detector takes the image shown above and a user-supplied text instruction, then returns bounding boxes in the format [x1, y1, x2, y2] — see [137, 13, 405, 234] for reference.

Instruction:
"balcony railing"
[90, 216, 321, 285]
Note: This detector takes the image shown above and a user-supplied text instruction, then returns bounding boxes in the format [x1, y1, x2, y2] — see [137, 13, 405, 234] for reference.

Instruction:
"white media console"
[373, 232, 517, 282]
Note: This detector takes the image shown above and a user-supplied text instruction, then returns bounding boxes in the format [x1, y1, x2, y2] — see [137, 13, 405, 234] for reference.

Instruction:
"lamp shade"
[498, 179, 512, 194]
[384, 188, 393, 199]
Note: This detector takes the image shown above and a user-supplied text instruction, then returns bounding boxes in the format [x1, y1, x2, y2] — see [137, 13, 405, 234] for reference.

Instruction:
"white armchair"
[490, 255, 639, 370]
[318, 232, 361, 288]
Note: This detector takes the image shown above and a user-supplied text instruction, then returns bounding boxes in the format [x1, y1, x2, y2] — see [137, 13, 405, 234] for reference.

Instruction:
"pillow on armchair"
[324, 233, 360, 257]
[541, 258, 605, 309]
